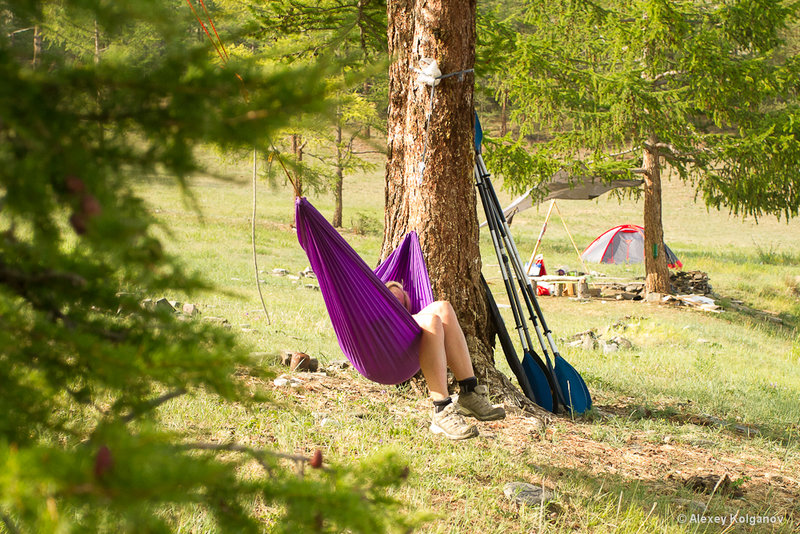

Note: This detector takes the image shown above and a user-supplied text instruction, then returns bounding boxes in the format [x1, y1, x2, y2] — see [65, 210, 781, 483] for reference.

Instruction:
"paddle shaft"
[476, 154, 570, 406]
[475, 164, 536, 355]
[480, 274, 536, 401]
[475, 160, 560, 411]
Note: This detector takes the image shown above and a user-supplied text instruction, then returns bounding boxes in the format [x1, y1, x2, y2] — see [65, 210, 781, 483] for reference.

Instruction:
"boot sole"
[456, 405, 506, 421]
[429, 423, 478, 440]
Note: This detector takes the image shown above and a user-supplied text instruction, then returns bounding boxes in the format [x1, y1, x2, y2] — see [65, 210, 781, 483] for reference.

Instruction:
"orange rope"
[271, 147, 301, 198]
[184, 0, 225, 62]
[197, 0, 229, 61]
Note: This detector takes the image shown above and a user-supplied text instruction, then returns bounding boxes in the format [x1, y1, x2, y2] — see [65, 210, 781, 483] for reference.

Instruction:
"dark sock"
[458, 377, 478, 394]
[433, 397, 452, 413]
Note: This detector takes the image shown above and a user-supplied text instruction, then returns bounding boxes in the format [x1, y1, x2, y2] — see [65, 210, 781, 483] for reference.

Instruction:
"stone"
[326, 360, 350, 372]
[503, 482, 554, 507]
[182, 303, 200, 316]
[610, 336, 633, 349]
[645, 292, 662, 303]
[202, 316, 229, 326]
[577, 280, 590, 298]
[273, 374, 303, 388]
[154, 298, 175, 313]
[272, 268, 288, 276]
[582, 333, 599, 351]
[684, 473, 744, 498]
[601, 341, 618, 354]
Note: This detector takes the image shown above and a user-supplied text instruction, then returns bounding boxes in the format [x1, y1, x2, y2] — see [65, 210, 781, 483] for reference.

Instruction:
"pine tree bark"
[500, 89, 508, 137]
[643, 136, 671, 294]
[332, 122, 344, 228]
[291, 134, 305, 197]
[32, 25, 42, 67]
[384, 0, 541, 417]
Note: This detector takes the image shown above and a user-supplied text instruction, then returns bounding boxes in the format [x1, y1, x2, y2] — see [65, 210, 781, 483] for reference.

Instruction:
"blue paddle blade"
[474, 111, 483, 154]
[554, 355, 592, 414]
[521, 352, 554, 412]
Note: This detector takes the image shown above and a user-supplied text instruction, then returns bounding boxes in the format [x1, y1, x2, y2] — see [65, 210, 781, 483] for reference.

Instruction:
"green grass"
[137, 152, 800, 533]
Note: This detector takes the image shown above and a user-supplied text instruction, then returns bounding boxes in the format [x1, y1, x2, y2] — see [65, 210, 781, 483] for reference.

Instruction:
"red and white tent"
[581, 225, 682, 269]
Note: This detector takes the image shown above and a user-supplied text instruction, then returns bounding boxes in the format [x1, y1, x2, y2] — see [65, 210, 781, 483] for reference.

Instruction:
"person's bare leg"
[414, 313, 449, 401]
[418, 301, 474, 380]
[417, 302, 506, 422]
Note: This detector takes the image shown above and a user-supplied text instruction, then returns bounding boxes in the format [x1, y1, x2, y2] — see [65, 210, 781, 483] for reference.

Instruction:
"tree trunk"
[32, 25, 42, 68]
[642, 137, 671, 294]
[94, 20, 101, 64]
[500, 89, 508, 137]
[332, 122, 344, 228]
[291, 133, 304, 197]
[385, 0, 537, 414]
[363, 82, 371, 139]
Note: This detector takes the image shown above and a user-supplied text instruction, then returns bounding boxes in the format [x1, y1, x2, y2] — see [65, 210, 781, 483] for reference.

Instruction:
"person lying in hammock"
[386, 281, 506, 440]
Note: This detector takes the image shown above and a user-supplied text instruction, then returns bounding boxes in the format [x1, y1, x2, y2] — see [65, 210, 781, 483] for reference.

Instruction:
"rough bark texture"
[642, 138, 671, 294]
[500, 89, 508, 137]
[384, 0, 541, 418]
[291, 134, 305, 197]
[32, 25, 42, 68]
[332, 123, 344, 227]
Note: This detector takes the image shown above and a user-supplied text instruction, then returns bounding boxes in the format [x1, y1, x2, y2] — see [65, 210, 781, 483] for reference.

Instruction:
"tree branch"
[121, 389, 187, 423]
[180, 442, 331, 476]
[643, 141, 704, 163]
[1, 512, 21, 534]
[0, 263, 87, 290]
[650, 70, 683, 82]
[8, 27, 34, 37]
[606, 146, 640, 159]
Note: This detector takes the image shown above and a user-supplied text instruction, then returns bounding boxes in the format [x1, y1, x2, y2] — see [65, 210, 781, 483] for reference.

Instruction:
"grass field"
[139, 150, 799, 533]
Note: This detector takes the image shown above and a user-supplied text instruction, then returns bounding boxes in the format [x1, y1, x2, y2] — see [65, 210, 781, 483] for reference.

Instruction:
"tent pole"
[552, 201, 589, 273]
[526, 199, 556, 276]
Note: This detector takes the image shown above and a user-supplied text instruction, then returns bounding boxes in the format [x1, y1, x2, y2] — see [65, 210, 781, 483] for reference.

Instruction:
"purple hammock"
[295, 197, 434, 384]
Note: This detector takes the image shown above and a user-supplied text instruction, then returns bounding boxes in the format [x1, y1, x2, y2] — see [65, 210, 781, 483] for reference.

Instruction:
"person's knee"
[417, 313, 443, 334]
[432, 300, 456, 321]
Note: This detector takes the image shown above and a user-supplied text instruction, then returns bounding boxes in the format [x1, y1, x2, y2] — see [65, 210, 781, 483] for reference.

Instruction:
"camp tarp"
[496, 169, 643, 225]
[581, 224, 682, 269]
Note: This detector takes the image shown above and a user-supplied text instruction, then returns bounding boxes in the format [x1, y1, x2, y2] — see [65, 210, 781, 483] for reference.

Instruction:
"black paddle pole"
[475, 161, 559, 411]
[481, 274, 536, 402]
[477, 154, 591, 412]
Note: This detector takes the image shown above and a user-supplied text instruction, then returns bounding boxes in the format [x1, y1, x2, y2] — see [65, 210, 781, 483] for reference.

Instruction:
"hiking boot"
[455, 385, 506, 421]
[430, 403, 479, 440]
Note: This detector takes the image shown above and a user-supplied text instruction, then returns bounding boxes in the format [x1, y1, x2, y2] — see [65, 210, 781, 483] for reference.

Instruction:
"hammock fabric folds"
[295, 197, 434, 384]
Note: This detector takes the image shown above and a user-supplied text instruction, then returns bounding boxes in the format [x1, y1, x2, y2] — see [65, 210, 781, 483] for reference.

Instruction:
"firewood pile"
[670, 270, 711, 295]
